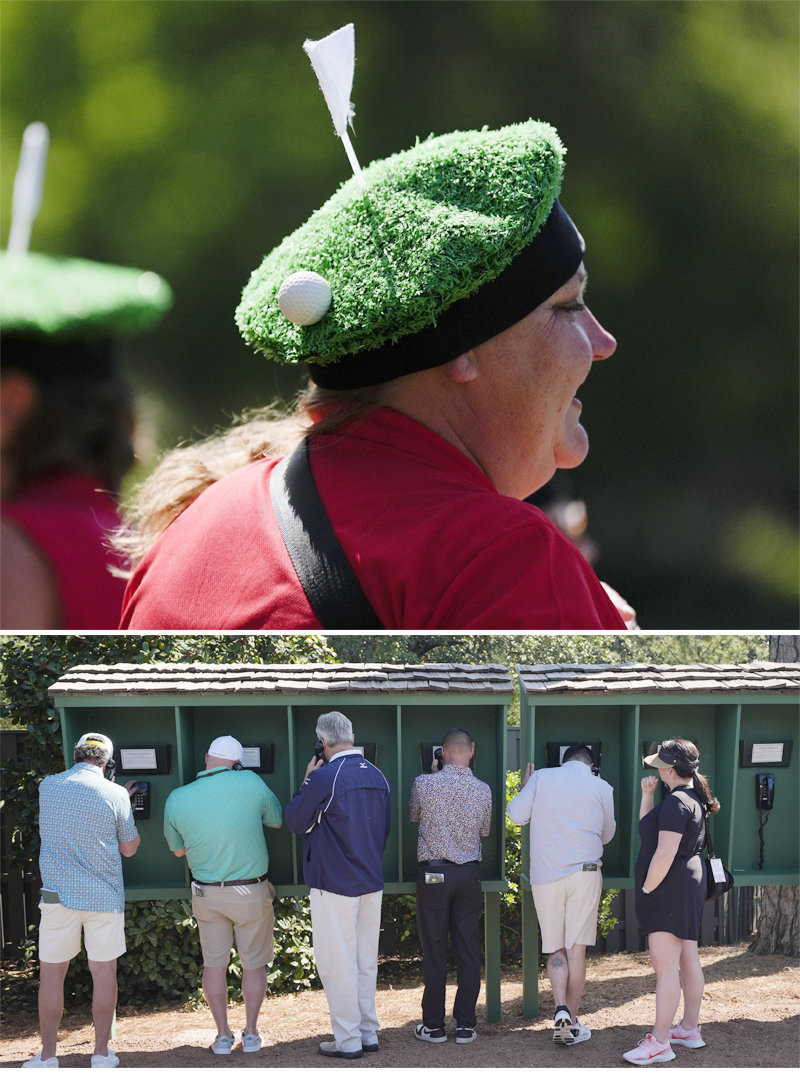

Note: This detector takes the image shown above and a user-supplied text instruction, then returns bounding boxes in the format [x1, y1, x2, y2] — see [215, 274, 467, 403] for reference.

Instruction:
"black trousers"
[416, 861, 483, 1029]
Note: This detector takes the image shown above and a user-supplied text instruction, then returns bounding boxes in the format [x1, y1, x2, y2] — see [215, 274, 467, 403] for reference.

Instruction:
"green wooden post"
[521, 882, 539, 1018]
[483, 890, 501, 1022]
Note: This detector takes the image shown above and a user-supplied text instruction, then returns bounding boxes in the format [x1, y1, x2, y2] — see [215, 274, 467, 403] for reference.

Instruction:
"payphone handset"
[131, 781, 150, 820]
[755, 773, 775, 811]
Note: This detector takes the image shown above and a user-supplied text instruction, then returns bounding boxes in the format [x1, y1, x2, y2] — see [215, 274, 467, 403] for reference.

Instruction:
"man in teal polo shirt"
[164, 736, 282, 1055]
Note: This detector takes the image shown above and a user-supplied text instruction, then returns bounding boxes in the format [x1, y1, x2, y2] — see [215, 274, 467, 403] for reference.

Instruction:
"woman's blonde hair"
[113, 382, 383, 571]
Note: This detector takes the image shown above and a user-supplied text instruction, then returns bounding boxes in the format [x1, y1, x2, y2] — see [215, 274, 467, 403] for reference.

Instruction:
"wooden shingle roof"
[517, 662, 800, 695]
[48, 662, 514, 698]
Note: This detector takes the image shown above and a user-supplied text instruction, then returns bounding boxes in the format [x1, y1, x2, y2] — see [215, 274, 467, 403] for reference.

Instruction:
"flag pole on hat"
[303, 23, 365, 190]
[7, 122, 49, 257]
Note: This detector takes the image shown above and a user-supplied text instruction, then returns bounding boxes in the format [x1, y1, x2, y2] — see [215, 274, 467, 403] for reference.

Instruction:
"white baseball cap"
[207, 735, 243, 763]
[75, 732, 113, 753]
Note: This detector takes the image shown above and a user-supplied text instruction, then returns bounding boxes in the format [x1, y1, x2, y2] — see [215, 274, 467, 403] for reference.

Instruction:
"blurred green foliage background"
[1, 0, 797, 627]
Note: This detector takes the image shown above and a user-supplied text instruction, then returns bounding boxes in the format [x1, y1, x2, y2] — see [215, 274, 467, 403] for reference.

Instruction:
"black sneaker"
[456, 1027, 477, 1044]
[414, 1024, 448, 1043]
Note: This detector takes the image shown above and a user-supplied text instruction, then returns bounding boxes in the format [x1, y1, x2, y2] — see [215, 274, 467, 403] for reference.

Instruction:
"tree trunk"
[749, 640, 800, 956]
[749, 885, 800, 956]
[769, 635, 800, 661]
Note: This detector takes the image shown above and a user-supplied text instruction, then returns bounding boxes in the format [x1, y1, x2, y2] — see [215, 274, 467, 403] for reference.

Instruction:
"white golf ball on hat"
[277, 270, 332, 326]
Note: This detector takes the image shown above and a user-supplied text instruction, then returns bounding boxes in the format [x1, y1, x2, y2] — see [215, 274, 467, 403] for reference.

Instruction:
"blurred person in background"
[0, 123, 172, 630]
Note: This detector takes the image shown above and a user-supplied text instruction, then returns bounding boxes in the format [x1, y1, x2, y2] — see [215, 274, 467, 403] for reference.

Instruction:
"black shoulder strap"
[703, 812, 715, 857]
[270, 440, 383, 629]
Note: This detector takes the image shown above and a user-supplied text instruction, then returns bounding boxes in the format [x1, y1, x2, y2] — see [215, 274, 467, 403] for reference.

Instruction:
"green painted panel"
[732, 704, 798, 875]
[59, 703, 187, 891]
[185, 703, 294, 886]
[397, 703, 505, 884]
[526, 703, 629, 878]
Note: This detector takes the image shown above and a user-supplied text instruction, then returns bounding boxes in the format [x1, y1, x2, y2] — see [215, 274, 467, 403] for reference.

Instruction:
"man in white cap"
[24, 732, 140, 1069]
[163, 736, 282, 1056]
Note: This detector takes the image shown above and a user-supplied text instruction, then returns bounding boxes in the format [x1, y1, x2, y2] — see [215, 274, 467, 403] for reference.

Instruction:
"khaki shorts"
[532, 869, 603, 953]
[192, 879, 275, 969]
[38, 901, 126, 963]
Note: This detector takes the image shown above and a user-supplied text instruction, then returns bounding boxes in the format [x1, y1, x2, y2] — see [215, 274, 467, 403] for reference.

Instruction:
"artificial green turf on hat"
[0, 250, 172, 340]
[236, 118, 585, 389]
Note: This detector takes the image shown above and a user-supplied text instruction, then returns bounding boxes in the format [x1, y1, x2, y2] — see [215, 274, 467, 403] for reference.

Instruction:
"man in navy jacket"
[284, 711, 391, 1059]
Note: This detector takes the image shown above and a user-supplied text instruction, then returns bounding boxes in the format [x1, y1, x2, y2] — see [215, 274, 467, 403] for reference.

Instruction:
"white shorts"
[532, 869, 603, 953]
[38, 901, 126, 963]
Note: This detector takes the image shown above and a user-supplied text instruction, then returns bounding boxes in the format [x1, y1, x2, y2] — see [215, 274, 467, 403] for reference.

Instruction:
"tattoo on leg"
[549, 953, 566, 969]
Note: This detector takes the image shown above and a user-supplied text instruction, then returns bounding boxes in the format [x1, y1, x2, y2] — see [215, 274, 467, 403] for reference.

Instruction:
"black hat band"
[307, 199, 584, 390]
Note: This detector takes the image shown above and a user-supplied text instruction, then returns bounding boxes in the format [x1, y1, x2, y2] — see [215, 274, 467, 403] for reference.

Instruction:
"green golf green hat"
[235, 118, 585, 389]
[1, 250, 173, 376]
[1, 250, 172, 340]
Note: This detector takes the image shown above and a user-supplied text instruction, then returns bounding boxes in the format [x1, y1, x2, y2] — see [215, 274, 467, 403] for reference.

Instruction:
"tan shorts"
[38, 902, 126, 963]
[192, 879, 275, 969]
[532, 869, 603, 953]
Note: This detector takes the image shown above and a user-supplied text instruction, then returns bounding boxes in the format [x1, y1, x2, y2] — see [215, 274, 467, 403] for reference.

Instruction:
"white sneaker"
[553, 1006, 573, 1045]
[241, 1030, 264, 1053]
[22, 1055, 58, 1069]
[210, 1034, 235, 1055]
[90, 1050, 119, 1069]
[567, 1022, 592, 1045]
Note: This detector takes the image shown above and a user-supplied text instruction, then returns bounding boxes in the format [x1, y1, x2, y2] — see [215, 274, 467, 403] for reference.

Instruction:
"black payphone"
[131, 781, 150, 820]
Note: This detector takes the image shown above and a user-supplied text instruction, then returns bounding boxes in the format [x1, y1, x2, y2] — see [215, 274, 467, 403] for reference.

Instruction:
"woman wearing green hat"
[118, 120, 630, 630]
[0, 251, 172, 629]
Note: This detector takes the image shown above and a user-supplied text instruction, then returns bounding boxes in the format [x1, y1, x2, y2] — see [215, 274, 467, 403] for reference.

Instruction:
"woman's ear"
[441, 351, 479, 383]
[0, 370, 38, 449]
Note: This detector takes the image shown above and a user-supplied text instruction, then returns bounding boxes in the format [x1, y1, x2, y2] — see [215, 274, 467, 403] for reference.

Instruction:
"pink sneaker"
[669, 1021, 706, 1048]
[623, 1034, 676, 1066]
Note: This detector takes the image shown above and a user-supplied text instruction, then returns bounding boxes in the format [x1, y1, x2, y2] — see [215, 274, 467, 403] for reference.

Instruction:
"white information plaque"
[119, 748, 158, 770]
[750, 743, 784, 764]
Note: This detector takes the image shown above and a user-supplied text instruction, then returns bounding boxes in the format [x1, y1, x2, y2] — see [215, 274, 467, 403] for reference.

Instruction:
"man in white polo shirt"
[24, 732, 140, 1070]
[507, 744, 615, 1047]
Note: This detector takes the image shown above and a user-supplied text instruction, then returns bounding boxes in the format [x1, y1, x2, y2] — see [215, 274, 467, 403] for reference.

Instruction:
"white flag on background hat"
[303, 23, 364, 187]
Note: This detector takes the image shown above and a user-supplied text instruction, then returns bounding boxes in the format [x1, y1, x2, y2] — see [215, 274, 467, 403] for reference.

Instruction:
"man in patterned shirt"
[24, 732, 140, 1070]
[408, 727, 492, 1045]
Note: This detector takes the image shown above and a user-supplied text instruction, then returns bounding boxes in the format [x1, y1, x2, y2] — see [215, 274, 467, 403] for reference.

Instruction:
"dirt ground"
[2, 942, 798, 1069]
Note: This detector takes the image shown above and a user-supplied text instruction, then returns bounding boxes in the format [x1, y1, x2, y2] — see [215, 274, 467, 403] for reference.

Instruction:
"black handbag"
[704, 814, 734, 901]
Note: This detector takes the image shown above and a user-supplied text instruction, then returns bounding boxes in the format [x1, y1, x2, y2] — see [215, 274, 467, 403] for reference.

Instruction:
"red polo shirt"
[120, 407, 624, 630]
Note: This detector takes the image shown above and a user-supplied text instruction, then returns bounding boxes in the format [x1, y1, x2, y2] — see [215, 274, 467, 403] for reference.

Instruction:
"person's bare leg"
[648, 932, 682, 1043]
[565, 943, 587, 1020]
[678, 940, 704, 1029]
[241, 967, 267, 1037]
[38, 961, 70, 1060]
[88, 959, 118, 1057]
[202, 966, 232, 1038]
[546, 949, 569, 1012]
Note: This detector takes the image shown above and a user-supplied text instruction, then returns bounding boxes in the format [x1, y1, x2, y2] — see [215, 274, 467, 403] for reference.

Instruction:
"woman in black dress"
[623, 738, 720, 1067]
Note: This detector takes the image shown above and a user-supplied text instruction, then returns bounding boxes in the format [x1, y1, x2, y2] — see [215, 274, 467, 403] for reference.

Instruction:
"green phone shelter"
[514, 661, 800, 1016]
[48, 662, 512, 1019]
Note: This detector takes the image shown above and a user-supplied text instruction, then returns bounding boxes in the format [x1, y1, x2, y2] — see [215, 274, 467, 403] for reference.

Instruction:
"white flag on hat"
[303, 23, 364, 188]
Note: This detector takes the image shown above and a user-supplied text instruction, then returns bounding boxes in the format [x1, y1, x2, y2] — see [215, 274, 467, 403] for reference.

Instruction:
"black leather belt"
[419, 859, 479, 867]
[194, 872, 269, 887]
